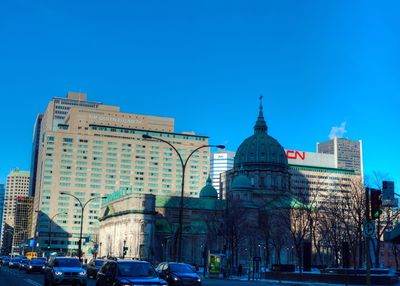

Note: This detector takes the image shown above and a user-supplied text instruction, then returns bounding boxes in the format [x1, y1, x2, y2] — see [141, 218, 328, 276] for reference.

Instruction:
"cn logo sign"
[286, 150, 306, 160]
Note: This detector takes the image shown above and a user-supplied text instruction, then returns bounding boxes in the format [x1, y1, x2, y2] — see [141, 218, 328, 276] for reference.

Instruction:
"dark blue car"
[96, 260, 167, 286]
[26, 258, 46, 273]
[156, 262, 202, 286]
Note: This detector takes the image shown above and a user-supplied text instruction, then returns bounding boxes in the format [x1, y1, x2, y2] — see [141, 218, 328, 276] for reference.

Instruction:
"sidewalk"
[225, 275, 345, 286]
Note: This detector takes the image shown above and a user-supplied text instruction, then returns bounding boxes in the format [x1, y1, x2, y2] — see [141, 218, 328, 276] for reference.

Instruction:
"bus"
[25, 252, 38, 260]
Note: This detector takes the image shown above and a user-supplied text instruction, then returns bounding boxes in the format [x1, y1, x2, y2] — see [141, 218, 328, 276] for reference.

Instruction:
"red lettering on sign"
[286, 150, 306, 160]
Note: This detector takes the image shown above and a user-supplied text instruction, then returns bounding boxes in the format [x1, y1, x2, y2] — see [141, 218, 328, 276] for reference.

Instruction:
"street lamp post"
[60, 193, 107, 261]
[142, 134, 225, 262]
[47, 212, 68, 254]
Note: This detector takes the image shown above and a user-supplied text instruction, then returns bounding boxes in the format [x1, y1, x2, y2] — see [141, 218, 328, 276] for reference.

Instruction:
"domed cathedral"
[217, 97, 295, 269]
[221, 96, 291, 204]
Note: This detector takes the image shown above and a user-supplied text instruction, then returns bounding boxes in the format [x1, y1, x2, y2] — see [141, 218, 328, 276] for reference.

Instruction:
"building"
[31, 92, 210, 257]
[100, 99, 366, 270]
[99, 99, 303, 268]
[12, 196, 34, 254]
[29, 113, 43, 197]
[285, 149, 359, 208]
[317, 137, 363, 176]
[210, 150, 235, 197]
[0, 184, 5, 243]
[0, 169, 30, 255]
[99, 179, 225, 263]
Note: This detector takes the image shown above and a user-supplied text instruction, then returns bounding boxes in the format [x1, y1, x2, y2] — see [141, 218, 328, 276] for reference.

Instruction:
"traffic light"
[123, 246, 128, 256]
[370, 188, 382, 220]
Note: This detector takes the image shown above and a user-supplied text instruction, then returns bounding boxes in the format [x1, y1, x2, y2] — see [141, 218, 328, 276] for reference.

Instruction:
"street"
[0, 266, 262, 286]
[0, 266, 318, 286]
[2, 266, 400, 286]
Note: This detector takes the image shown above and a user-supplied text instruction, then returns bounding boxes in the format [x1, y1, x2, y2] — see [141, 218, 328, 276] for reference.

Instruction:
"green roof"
[199, 177, 218, 198]
[8, 169, 30, 177]
[289, 164, 355, 175]
[156, 196, 225, 210]
[261, 194, 312, 211]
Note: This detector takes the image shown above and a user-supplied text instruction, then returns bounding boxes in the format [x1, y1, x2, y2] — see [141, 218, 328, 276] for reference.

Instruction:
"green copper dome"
[234, 97, 288, 169]
[199, 177, 218, 198]
[231, 174, 252, 191]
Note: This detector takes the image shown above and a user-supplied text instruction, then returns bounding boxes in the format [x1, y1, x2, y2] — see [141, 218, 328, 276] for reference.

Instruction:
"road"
[2, 266, 400, 286]
[0, 267, 292, 286]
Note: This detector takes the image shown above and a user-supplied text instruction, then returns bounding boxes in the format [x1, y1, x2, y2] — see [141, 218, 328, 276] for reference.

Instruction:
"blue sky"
[0, 0, 399, 188]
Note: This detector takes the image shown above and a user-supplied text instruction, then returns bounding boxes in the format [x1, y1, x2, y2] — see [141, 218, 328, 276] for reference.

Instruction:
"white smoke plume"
[329, 121, 347, 139]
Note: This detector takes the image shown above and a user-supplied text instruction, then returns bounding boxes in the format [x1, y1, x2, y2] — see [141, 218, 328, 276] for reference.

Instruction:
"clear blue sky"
[0, 1, 399, 188]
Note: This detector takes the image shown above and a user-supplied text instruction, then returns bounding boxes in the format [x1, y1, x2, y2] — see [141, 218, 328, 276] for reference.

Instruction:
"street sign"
[363, 221, 375, 237]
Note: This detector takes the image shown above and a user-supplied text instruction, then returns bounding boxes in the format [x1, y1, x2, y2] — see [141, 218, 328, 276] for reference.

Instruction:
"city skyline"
[0, 1, 399, 188]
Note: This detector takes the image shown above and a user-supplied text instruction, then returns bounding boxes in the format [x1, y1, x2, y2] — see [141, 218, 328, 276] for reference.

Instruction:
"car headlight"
[42, 266, 46, 269]
[121, 284, 131, 286]
[29, 266, 32, 269]
[79, 271, 86, 276]
[55, 271, 63, 276]
[197, 278, 201, 282]
[173, 276, 180, 281]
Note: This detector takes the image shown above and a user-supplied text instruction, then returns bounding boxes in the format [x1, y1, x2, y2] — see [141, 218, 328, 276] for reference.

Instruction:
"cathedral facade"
[98, 99, 301, 268]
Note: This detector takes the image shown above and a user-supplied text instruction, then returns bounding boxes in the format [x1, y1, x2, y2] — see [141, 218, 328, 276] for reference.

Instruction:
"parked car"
[26, 258, 46, 273]
[96, 259, 167, 286]
[86, 258, 105, 278]
[44, 257, 87, 286]
[19, 258, 29, 270]
[156, 262, 202, 286]
[9, 257, 22, 269]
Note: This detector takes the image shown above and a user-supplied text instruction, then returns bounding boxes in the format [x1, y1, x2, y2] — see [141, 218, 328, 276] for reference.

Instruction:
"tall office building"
[32, 92, 210, 256]
[210, 150, 235, 197]
[12, 196, 34, 254]
[0, 170, 30, 255]
[0, 184, 5, 245]
[317, 137, 363, 176]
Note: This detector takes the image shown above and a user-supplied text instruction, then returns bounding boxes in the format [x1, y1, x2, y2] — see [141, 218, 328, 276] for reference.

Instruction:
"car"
[26, 258, 46, 274]
[9, 257, 22, 269]
[19, 258, 29, 270]
[44, 257, 87, 286]
[86, 258, 105, 278]
[2, 256, 10, 266]
[156, 262, 202, 286]
[96, 259, 168, 286]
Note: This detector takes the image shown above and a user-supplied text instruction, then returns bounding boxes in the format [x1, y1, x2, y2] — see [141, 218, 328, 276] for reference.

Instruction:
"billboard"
[285, 149, 335, 168]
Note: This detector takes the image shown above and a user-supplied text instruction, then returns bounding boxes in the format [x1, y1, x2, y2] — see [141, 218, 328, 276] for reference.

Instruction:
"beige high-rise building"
[317, 137, 363, 176]
[32, 92, 210, 256]
[0, 169, 30, 255]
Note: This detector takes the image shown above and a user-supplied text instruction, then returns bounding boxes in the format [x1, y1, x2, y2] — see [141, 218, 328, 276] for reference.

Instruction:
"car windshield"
[117, 262, 157, 277]
[53, 258, 81, 267]
[169, 264, 195, 273]
[95, 260, 104, 266]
